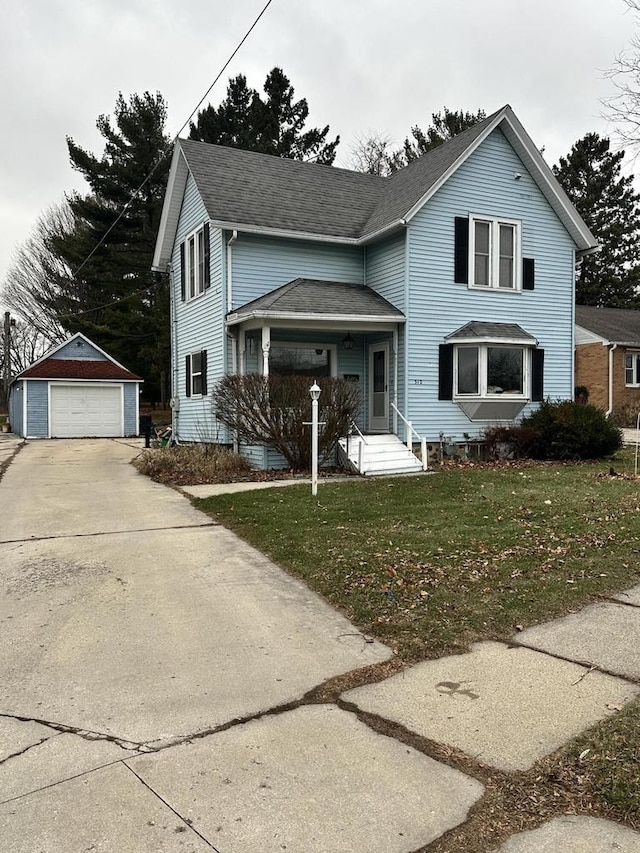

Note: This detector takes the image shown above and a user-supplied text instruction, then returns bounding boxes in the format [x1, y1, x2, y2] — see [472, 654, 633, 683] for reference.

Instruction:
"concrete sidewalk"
[0, 439, 638, 851]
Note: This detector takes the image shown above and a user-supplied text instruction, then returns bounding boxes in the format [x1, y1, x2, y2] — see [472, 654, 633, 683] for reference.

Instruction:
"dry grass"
[132, 444, 253, 486]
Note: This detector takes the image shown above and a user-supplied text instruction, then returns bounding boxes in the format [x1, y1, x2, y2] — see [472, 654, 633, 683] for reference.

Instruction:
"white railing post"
[358, 440, 364, 474]
[421, 437, 428, 471]
[406, 421, 412, 451]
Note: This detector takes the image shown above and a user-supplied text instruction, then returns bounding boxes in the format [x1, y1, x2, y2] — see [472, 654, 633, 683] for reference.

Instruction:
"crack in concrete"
[0, 522, 220, 546]
[0, 712, 151, 753]
[124, 764, 221, 851]
[0, 734, 59, 767]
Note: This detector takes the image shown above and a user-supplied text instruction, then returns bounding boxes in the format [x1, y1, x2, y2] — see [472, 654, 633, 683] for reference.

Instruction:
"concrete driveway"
[0, 439, 484, 851]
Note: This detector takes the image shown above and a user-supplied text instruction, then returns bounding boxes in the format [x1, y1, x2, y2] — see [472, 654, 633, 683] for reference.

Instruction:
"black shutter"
[523, 258, 535, 291]
[180, 242, 186, 301]
[203, 223, 211, 290]
[438, 344, 454, 400]
[531, 348, 544, 402]
[185, 354, 191, 398]
[201, 350, 208, 396]
[454, 217, 469, 284]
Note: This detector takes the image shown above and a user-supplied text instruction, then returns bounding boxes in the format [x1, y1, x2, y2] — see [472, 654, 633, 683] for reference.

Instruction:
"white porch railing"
[390, 403, 428, 471]
[346, 418, 368, 473]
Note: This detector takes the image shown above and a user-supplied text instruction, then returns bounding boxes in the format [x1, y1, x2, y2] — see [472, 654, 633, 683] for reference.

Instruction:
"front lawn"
[195, 453, 640, 660]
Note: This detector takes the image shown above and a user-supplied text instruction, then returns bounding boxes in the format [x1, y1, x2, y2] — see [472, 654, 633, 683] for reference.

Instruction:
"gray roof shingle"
[228, 278, 405, 321]
[576, 305, 640, 344]
[446, 321, 537, 343]
[179, 108, 504, 241]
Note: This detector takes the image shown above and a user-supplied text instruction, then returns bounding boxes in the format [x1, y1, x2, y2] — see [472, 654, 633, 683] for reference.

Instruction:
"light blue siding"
[365, 234, 407, 426]
[123, 384, 139, 436]
[55, 339, 109, 361]
[8, 381, 24, 436]
[26, 380, 49, 438]
[231, 235, 363, 310]
[172, 173, 225, 442]
[406, 127, 576, 440]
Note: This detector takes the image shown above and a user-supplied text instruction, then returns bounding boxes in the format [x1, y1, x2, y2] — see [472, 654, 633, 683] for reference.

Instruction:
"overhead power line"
[71, 0, 275, 283]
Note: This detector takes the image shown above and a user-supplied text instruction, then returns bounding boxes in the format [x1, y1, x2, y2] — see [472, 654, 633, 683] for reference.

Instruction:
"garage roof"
[20, 359, 142, 381]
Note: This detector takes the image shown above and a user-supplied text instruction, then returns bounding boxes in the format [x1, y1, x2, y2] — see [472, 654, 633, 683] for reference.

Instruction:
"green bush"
[519, 400, 622, 460]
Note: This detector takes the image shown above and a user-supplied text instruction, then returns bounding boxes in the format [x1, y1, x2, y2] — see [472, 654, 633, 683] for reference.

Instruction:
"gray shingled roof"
[179, 108, 504, 242]
[446, 321, 537, 343]
[576, 305, 640, 344]
[228, 278, 405, 321]
[179, 140, 382, 240]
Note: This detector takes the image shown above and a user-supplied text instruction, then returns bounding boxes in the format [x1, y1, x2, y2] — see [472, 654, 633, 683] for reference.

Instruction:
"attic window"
[180, 223, 210, 301]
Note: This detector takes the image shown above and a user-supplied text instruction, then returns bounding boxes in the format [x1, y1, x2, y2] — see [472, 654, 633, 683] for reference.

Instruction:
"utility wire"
[71, 0, 275, 282]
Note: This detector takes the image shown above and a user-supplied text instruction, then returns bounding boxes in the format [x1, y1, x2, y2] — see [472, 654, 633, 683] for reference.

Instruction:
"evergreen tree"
[189, 68, 339, 164]
[553, 133, 640, 307]
[50, 92, 172, 401]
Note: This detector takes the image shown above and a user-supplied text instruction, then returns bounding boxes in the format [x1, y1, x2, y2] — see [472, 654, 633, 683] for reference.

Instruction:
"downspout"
[226, 230, 238, 315]
[606, 343, 617, 418]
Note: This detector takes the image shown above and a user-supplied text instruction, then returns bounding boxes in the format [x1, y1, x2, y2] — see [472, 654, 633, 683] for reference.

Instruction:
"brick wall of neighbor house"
[575, 343, 608, 409]
[614, 346, 640, 420]
[576, 343, 640, 419]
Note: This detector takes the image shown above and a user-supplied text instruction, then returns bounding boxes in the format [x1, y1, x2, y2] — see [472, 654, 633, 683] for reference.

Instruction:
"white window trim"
[263, 341, 338, 378]
[469, 214, 522, 292]
[454, 343, 531, 399]
[189, 350, 204, 397]
[625, 351, 640, 387]
[185, 226, 206, 301]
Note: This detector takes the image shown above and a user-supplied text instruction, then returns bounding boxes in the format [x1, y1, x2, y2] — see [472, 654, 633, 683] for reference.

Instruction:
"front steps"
[338, 433, 425, 476]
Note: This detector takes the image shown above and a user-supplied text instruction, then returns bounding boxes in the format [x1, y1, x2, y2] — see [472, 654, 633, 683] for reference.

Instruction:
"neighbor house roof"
[153, 105, 598, 270]
[226, 278, 405, 326]
[576, 305, 640, 346]
[446, 321, 538, 345]
[20, 359, 142, 381]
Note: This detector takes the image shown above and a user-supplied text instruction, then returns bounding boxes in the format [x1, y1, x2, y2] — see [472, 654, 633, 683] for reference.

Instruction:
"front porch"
[224, 278, 426, 473]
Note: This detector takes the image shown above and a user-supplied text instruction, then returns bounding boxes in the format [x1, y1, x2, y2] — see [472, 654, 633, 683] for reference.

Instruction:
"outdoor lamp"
[342, 332, 354, 350]
[309, 382, 321, 401]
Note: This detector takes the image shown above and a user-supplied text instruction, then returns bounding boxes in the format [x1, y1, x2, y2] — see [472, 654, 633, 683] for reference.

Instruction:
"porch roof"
[226, 278, 405, 326]
[446, 321, 538, 346]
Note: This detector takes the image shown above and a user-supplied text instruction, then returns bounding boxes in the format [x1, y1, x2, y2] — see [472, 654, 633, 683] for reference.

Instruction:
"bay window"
[455, 344, 527, 398]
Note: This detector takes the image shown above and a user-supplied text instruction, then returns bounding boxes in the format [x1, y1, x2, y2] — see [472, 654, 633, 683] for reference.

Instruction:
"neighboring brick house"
[575, 305, 640, 420]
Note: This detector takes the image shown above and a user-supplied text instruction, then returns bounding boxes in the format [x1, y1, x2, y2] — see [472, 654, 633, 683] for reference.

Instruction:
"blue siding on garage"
[405, 127, 576, 440]
[8, 381, 24, 436]
[25, 380, 49, 438]
[123, 383, 139, 436]
[55, 338, 109, 361]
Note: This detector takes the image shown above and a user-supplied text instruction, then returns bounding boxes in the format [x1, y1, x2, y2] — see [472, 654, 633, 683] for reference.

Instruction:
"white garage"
[50, 384, 123, 438]
[8, 333, 142, 440]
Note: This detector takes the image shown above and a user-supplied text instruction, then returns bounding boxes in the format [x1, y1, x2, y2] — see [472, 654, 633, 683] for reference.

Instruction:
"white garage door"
[50, 384, 123, 438]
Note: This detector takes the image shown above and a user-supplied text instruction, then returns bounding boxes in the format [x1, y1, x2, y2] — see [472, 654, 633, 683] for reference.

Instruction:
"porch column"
[239, 328, 246, 376]
[261, 325, 271, 377]
[393, 326, 399, 435]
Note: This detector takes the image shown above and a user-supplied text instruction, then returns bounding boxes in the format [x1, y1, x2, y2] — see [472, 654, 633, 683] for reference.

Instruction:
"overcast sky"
[0, 0, 636, 295]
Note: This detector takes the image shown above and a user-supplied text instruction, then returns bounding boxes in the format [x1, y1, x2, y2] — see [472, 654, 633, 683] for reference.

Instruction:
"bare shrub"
[213, 374, 361, 471]
[132, 444, 253, 486]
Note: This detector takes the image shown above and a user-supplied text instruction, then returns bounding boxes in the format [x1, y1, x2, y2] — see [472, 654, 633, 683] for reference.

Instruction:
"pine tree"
[49, 92, 172, 401]
[553, 133, 640, 307]
[189, 68, 339, 164]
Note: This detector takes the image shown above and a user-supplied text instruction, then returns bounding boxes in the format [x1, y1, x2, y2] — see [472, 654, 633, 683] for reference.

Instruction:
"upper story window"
[625, 352, 640, 386]
[180, 223, 210, 302]
[470, 216, 521, 290]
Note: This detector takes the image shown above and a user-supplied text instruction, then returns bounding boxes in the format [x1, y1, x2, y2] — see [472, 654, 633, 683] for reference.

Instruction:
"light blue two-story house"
[152, 105, 596, 473]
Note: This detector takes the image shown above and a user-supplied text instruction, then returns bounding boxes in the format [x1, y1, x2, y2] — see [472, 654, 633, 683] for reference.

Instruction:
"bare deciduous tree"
[604, 0, 640, 149]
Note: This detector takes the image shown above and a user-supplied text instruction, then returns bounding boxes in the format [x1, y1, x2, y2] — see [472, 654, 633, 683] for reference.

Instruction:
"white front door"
[368, 343, 389, 432]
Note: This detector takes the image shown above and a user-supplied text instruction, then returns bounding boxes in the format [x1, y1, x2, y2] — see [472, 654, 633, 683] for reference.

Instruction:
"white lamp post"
[309, 382, 321, 496]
